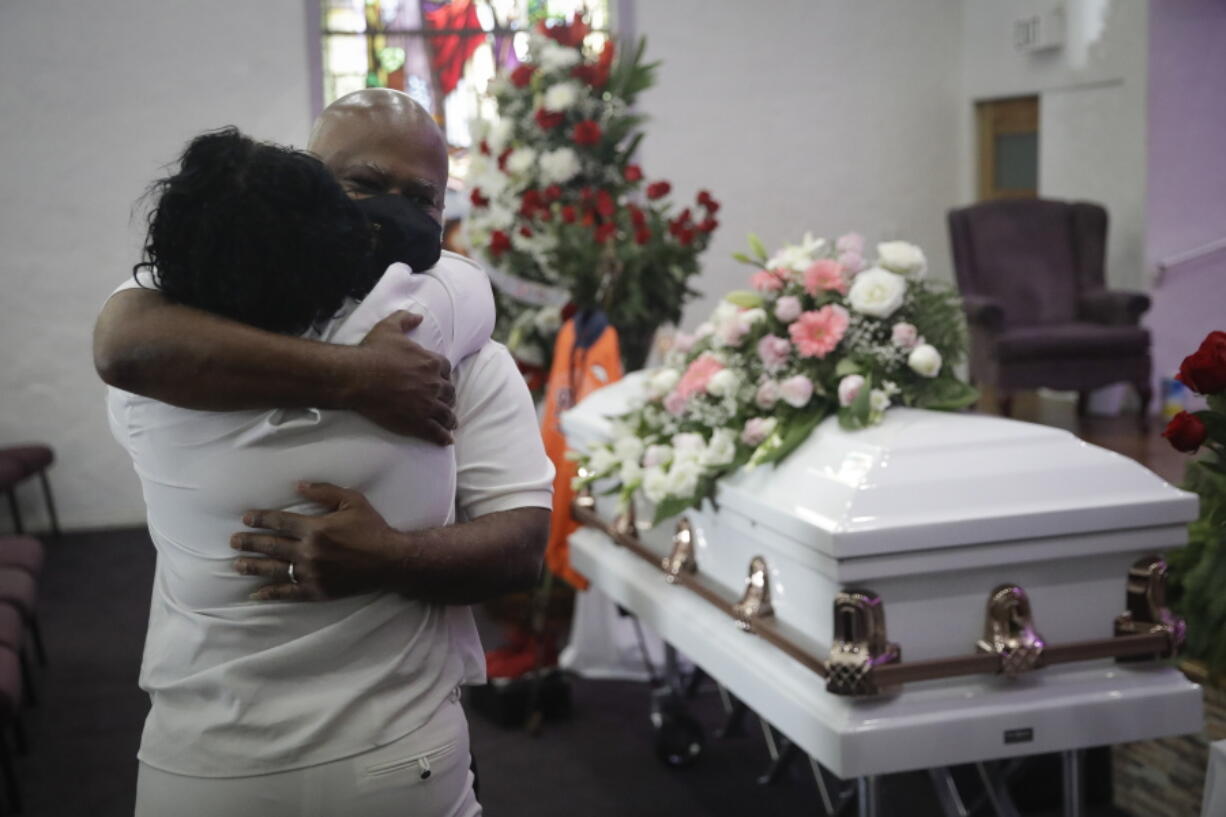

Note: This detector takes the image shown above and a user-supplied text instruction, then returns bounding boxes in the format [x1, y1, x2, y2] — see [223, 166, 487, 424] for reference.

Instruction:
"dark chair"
[0, 569, 46, 667]
[948, 199, 1152, 426]
[0, 444, 60, 538]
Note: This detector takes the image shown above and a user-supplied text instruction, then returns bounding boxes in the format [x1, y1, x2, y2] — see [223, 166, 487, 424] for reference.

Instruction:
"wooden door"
[976, 96, 1039, 200]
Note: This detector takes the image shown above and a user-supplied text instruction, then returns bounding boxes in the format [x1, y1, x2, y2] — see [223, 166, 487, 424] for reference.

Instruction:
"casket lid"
[561, 375, 1197, 560]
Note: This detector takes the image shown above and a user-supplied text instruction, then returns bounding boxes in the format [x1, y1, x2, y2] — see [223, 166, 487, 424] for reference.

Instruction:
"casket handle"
[612, 500, 638, 540]
[1113, 555, 1185, 661]
[976, 584, 1047, 677]
[732, 556, 774, 631]
[661, 517, 698, 584]
[826, 590, 901, 696]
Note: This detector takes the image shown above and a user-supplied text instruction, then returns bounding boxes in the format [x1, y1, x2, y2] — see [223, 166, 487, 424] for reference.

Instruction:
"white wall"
[959, 0, 1149, 291]
[0, 0, 314, 530]
[632, 0, 965, 327]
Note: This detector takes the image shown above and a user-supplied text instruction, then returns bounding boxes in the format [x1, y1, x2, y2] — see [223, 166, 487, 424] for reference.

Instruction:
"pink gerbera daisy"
[789, 305, 850, 358]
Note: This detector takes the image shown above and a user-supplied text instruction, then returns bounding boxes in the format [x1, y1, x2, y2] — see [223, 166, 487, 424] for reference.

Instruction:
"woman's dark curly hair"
[135, 127, 375, 335]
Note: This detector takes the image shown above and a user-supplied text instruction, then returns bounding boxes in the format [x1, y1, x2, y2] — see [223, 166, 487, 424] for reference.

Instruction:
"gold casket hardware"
[661, 517, 698, 584]
[732, 556, 774, 631]
[612, 501, 638, 541]
[1114, 555, 1186, 662]
[826, 590, 902, 697]
[976, 584, 1046, 677]
[573, 482, 596, 512]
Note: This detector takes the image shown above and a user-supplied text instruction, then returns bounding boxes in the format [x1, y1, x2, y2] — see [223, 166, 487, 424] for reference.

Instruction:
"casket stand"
[562, 372, 1204, 817]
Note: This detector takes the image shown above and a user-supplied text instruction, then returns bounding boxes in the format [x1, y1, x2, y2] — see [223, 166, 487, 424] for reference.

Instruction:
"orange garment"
[541, 311, 623, 589]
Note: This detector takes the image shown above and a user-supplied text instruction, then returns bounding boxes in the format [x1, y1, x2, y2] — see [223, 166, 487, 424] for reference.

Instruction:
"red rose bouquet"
[1162, 330, 1226, 676]
[463, 16, 719, 376]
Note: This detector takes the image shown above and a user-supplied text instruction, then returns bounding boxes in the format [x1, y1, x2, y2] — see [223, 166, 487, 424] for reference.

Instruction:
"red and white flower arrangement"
[463, 16, 719, 375]
[576, 232, 977, 522]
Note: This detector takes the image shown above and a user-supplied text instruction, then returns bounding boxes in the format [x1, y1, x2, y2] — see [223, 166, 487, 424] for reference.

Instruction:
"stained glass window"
[321, 1, 612, 148]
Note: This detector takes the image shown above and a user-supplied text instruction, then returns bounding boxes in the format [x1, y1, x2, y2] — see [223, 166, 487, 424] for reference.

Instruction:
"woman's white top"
[106, 254, 552, 777]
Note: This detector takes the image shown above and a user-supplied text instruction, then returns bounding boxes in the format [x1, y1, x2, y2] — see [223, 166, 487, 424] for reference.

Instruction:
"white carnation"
[700, 428, 737, 467]
[908, 344, 942, 378]
[876, 241, 927, 277]
[847, 267, 907, 319]
[504, 147, 537, 177]
[487, 119, 514, 152]
[543, 81, 581, 112]
[642, 466, 670, 503]
[538, 147, 581, 184]
[538, 40, 581, 72]
[671, 432, 705, 464]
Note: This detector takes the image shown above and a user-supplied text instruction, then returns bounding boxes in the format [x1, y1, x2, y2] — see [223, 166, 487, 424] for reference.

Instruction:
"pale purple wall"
[1145, 0, 1226, 394]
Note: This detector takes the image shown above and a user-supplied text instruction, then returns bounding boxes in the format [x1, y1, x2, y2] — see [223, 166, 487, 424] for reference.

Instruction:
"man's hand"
[351, 311, 456, 445]
[232, 482, 396, 602]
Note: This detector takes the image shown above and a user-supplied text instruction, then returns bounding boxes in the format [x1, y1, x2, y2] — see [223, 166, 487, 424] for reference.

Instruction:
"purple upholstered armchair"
[948, 199, 1152, 426]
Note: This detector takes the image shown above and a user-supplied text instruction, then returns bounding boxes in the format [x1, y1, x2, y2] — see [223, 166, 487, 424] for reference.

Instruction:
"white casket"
[561, 372, 1204, 780]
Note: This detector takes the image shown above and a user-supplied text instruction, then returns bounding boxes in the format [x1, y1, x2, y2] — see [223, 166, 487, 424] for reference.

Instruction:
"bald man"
[95, 90, 551, 608]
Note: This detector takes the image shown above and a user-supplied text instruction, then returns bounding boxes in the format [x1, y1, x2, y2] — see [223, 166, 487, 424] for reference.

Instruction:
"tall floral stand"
[1112, 661, 1226, 816]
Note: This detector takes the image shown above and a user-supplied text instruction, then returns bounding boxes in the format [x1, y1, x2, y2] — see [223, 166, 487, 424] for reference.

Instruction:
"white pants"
[135, 695, 481, 817]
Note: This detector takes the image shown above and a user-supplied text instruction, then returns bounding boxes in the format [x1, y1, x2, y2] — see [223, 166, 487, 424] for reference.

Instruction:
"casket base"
[570, 527, 1204, 780]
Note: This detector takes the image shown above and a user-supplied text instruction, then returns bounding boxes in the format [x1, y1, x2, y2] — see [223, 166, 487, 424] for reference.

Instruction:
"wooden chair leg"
[37, 470, 60, 539]
[3, 493, 19, 537]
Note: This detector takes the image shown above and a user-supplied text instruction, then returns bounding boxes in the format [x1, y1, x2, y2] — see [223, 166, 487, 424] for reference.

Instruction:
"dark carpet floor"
[14, 528, 1129, 816]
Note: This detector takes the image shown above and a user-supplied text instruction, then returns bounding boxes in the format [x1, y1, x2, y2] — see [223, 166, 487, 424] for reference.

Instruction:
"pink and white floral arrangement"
[575, 232, 978, 523]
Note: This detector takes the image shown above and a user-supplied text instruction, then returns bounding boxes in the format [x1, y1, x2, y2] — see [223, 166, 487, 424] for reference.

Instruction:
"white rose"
[666, 461, 703, 498]
[533, 305, 563, 334]
[538, 40, 581, 71]
[619, 459, 643, 486]
[504, 146, 537, 177]
[701, 428, 738, 467]
[876, 241, 927, 277]
[614, 435, 645, 463]
[643, 444, 673, 468]
[847, 267, 907, 319]
[642, 466, 670, 503]
[838, 374, 866, 407]
[869, 389, 891, 413]
[672, 432, 706, 464]
[908, 343, 942, 378]
[542, 81, 581, 112]
[538, 147, 581, 184]
[588, 447, 618, 476]
[648, 368, 681, 399]
[705, 368, 741, 398]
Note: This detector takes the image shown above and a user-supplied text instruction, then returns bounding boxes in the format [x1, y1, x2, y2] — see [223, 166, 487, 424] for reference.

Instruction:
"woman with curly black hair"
[108, 126, 493, 816]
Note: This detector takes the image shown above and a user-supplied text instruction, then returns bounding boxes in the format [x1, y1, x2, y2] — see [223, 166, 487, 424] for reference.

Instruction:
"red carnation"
[490, 230, 512, 258]
[699, 217, 718, 233]
[623, 164, 643, 183]
[594, 222, 616, 243]
[595, 190, 615, 218]
[1163, 411, 1208, 453]
[543, 184, 563, 203]
[572, 120, 602, 147]
[510, 64, 535, 88]
[470, 188, 489, 208]
[1176, 331, 1226, 395]
[646, 181, 671, 200]
[561, 205, 577, 224]
[634, 226, 651, 246]
[535, 108, 565, 130]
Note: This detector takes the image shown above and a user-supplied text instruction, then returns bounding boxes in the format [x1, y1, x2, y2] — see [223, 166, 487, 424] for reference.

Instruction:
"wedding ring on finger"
[288, 562, 299, 585]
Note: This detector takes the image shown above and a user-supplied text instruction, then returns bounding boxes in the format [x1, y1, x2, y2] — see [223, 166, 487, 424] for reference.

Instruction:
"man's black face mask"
[355, 194, 443, 274]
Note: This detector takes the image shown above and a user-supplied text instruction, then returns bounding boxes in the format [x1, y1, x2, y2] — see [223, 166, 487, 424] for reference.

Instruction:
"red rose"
[697, 190, 720, 213]
[535, 108, 564, 130]
[623, 164, 643, 183]
[561, 205, 576, 224]
[677, 228, 695, 247]
[490, 230, 512, 258]
[510, 65, 535, 88]
[470, 188, 489, 208]
[572, 120, 602, 146]
[570, 64, 598, 86]
[594, 222, 616, 243]
[1176, 331, 1226, 395]
[634, 226, 651, 246]
[543, 184, 563, 202]
[627, 203, 646, 228]
[646, 181, 671, 200]
[595, 190, 615, 217]
[1163, 411, 1208, 453]
[519, 189, 543, 216]
[699, 217, 718, 233]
